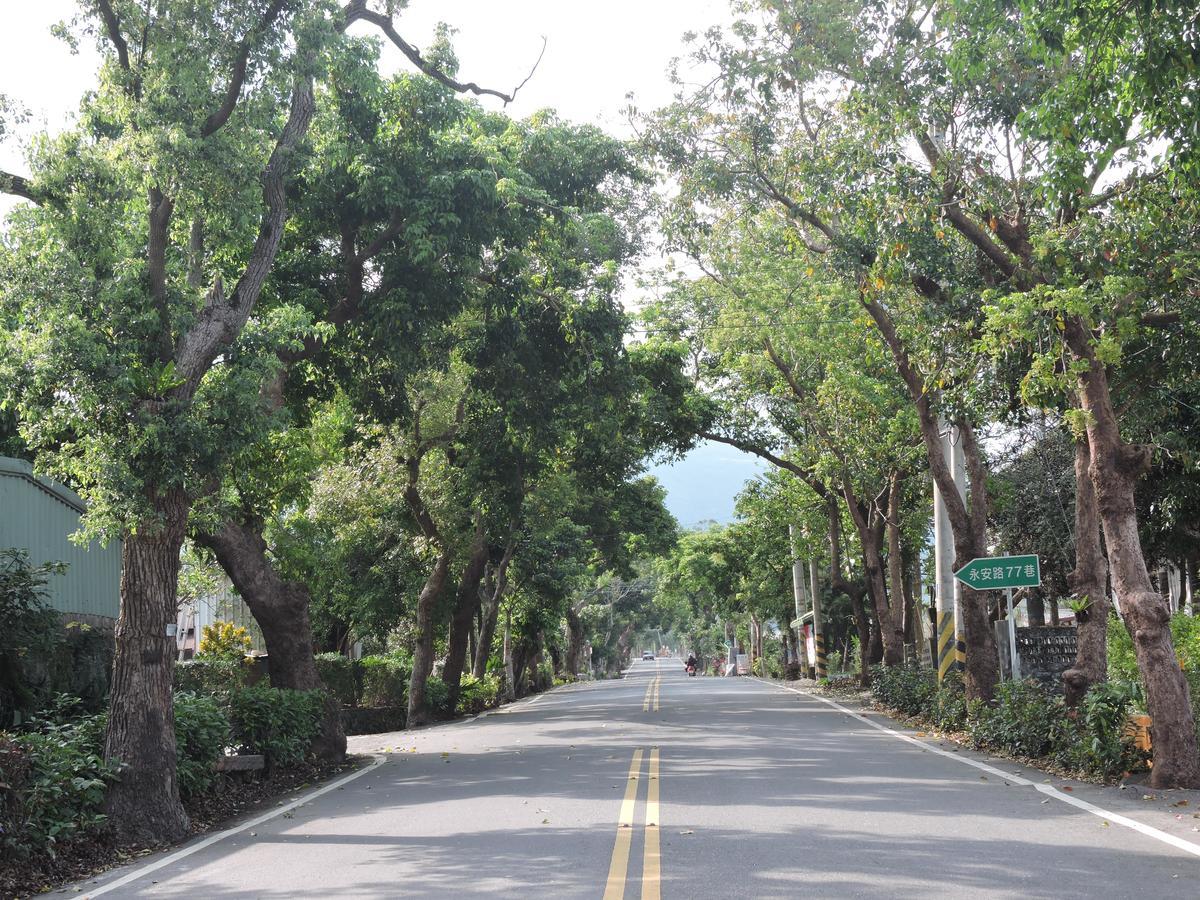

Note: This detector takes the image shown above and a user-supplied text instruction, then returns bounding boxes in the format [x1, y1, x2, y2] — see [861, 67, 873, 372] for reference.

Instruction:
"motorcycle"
[685, 663, 696, 677]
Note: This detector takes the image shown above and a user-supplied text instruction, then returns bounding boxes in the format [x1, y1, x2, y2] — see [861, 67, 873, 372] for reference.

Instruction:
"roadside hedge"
[313, 652, 358, 706]
[457, 674, 500, 716]
[174, 656, 248, 698]
[0, 706, 114, 858]
[174, 691, 231, 798]
[359, 656, 408, 708]
[227, 684, 324, 769]
[869, 666, 1146, 780]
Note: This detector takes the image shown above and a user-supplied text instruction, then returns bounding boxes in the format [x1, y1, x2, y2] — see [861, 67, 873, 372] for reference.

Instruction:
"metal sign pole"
[1007, 587, 1020, 682]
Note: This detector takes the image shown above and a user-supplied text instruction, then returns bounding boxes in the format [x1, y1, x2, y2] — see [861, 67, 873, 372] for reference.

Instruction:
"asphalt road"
[75, 659, 1200, 899]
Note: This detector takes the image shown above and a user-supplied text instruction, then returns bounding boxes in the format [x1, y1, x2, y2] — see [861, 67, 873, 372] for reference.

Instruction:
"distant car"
[642, 651, 655, 660]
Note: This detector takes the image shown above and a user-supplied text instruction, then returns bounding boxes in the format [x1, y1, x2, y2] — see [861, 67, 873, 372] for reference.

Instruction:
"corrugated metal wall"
[0, 456, 121, 621]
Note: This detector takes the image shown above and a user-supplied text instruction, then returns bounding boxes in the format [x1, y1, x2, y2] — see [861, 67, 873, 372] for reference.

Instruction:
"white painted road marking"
[767, 680, 1200, 860]
[82, 754, 389, 898]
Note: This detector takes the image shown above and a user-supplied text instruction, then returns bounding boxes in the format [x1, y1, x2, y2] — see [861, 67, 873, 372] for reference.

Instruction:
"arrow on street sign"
[954, 554, 1041, 590]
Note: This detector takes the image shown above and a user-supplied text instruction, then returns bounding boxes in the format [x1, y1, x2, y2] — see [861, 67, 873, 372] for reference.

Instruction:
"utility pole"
[951, 430, 968, 671]
[809, 558, 826, 679]
[912, 558, 933, 668]
[789, 525, 812, 673]
[934, 419, 961, 682]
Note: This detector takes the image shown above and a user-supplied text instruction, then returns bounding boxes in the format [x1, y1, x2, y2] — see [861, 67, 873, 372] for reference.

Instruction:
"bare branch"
[916, 131, 1022, 278]
[345, 5, 537, 105]
[174, 68, 316, 396]
[942, 200, 1020, 278]
[762, 337, 807, 403]
[146, 187, 176, 362]
[94, 0, 132, 70]
[358, 208, 406, 263]
[1082, 166, 1167, 211]
[200, 0, 292, 138]
[1140, 311, 1180, 329]
[696, 428, 824, 492]
[0, 170, 41, 204]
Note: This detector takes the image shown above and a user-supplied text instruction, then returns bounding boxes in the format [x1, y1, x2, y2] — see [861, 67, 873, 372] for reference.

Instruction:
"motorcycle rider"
[685, 653, 698, 674]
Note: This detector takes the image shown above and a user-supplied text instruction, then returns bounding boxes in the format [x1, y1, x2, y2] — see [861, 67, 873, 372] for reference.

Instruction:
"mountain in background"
[647, 440, 765, 529]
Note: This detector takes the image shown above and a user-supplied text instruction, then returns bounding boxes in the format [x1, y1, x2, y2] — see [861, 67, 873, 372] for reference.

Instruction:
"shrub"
[457, 674, 500, 715]
[1069, 680, 1145, 778]
[174, 656, 247, 698]
[314, 652, 358, 707]
[784, 661, 803, 681]
[1187, 669, 1200, 747]
[198, 621, 252, 659]
[968, 680, 1073, 759]
[48, 623, 114, 714]
[535, 661, 554, 692]
[1108, 611, 1200, 684]
[423, 678, 451, 718]
[228, 685, 323, 769]
[0, 550, 64, 728]
[0, 709, 115, 858]
[871, 666, 936, 717]
[928, 674, 969, 732]
[174, 692, 231, 798]
[359, 656, 408, 708]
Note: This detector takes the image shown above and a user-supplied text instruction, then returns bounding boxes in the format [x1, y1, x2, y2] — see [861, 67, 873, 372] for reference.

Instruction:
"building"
[0, 455, 121, 625]
[176, 575, 265, 658]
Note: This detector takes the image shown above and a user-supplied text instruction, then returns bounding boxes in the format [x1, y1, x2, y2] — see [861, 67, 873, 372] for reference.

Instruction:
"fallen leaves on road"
[678, 830, 693, 835]
[1172, 800, 1190, 807]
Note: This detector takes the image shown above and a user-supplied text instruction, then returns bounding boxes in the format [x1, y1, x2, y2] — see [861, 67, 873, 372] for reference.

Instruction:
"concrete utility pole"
[934, 419, 967, 681]
[789, 525, 812, 673]
[809, 558, 826, 679]
[951, 431, 967, 671]
[913, 560, 933, 668]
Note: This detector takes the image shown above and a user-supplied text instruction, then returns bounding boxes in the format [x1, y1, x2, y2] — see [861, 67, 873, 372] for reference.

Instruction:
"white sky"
[0, 0, 754, 525]
[1, 0, 730, 179]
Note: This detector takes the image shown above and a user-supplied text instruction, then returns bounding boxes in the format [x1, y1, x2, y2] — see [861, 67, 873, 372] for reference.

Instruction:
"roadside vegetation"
[2, 0, 1200, 891]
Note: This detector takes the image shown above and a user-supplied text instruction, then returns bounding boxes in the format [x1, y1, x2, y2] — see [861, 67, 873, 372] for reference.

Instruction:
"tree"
[0, 0, 532, 839]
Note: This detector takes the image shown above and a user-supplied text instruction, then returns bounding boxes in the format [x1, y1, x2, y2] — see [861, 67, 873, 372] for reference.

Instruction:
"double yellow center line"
[642, 675, 660, 712]
[603, 747, 661, 900]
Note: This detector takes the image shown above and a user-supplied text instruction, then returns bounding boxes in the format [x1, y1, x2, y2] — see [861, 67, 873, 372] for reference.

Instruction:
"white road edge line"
[765, 679, 1200, 860]
[81, 754, 390, 898]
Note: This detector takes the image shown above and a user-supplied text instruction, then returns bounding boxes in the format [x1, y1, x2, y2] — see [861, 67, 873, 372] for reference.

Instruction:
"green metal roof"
[0, 456, 121, 621]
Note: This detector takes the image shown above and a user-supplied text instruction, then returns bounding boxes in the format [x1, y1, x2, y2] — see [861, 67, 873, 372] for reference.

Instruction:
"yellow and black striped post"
[936, 612, 956, 682]
[814, 632, 827, 680]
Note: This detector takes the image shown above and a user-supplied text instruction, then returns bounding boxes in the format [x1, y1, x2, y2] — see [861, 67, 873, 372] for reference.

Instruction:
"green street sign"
[954, 554, 1040, 590]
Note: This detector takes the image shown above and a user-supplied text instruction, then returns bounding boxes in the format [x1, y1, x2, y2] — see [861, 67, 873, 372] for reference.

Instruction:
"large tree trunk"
[474, 587, 502, 680]
[565, 604, 586, 676]
[887, 474, 915, 660]
[501, 607, 515, 700]
[954, 424, 1001, 701]
[825, 496, 873, 683]
[846, 481, 904, 668]
[442, 520, 489, 711]
[1062, 438, 1110, 706]
[859, 294, 999, 700]
[1065, 318, 1200, 787]
[1027, 591, 1047, 627]
[198, 518, 345, 760]
[472, 538, 516, 679]
[104, 491, 190, 844]
[407, 550, 453, 727]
